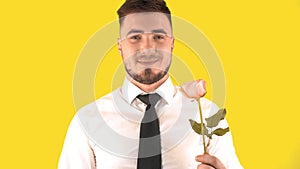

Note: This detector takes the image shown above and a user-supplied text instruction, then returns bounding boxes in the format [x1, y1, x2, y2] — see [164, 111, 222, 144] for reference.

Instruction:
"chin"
[133, 70, 167, 85]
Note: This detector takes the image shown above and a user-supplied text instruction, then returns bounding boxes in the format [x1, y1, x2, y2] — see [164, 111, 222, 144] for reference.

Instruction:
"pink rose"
[181, 79, 207, 99]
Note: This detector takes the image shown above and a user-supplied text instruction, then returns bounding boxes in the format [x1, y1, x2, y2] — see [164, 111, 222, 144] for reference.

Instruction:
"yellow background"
[1, 0, 300, 168]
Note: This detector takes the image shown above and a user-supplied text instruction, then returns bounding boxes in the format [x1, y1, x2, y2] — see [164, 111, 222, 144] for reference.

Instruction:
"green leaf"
[205, 108, 227, 127]
[188, 119, 208, 136]
[212, 127, 230, 136]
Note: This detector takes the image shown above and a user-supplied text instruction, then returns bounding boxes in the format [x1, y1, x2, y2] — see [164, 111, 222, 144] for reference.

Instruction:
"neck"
[128, 74, 169, 93]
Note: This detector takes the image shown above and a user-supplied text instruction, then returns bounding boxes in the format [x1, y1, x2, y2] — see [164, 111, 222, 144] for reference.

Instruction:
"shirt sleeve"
[207, 118, 244, 169]
[58, 114, 96, 169]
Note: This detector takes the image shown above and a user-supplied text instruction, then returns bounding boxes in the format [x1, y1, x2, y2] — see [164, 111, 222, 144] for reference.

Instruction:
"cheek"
[161, 56, 171, 67]
[160, 47, 172, 60]
[121, 44, 138, 58]
[123, 55, 138, 70]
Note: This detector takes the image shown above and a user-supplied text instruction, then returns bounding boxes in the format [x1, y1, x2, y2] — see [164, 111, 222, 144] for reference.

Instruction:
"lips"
[137, 58, 159, 65]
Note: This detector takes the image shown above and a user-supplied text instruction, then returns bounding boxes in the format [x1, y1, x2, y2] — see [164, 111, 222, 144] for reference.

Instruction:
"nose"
[140, 35, 155, 50]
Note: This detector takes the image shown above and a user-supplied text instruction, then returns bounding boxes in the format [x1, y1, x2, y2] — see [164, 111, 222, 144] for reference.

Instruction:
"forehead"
[120, 12, 172, 37]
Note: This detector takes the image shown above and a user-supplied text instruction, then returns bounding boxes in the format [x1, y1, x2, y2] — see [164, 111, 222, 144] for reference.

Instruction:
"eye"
[153, 34, 166, 40]
[129, 34, 142, 40]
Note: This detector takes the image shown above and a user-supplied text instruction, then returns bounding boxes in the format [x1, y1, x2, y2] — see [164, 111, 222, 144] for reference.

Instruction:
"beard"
[129, 67, 169, 84]
[124, 61, 171, 84]
[123, 49, 172, 84]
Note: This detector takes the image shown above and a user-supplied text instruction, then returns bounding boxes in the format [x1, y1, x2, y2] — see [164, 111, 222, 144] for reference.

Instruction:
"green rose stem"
[197, 98, 207, 153]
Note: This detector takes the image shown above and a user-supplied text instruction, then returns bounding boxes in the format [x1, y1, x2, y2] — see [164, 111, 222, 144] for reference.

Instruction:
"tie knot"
[137, 93, 161, 106]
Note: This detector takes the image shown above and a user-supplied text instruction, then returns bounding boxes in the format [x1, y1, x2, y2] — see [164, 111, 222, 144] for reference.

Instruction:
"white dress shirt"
[58, 77, 243, 169]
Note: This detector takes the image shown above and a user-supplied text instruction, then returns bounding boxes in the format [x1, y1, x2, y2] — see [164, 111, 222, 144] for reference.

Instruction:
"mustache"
[135, 52, 161, 60]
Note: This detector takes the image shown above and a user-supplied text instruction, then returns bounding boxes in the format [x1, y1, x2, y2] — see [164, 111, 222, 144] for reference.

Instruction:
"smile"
[137, 59, 159, 65]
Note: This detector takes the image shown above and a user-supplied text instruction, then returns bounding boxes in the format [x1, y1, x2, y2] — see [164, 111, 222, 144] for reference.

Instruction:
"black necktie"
[137, 93, 162, 169]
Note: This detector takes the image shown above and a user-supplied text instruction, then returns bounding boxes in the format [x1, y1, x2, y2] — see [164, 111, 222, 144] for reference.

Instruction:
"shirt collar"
[121, 76, 175, 105]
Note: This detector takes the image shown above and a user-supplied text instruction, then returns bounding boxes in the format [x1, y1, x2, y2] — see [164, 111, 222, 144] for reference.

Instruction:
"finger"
[197, 163, 215, 169]
[196, 154, 226, 169]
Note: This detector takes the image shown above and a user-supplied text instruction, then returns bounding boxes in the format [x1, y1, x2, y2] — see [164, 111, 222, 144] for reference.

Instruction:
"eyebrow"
[126, 29, 167, 36]
[151, 29, 167, 34]
[126, 29, 144, 36]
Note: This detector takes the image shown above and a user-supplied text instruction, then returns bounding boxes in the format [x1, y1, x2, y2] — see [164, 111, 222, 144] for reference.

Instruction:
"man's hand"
[195, 153, 226, 169]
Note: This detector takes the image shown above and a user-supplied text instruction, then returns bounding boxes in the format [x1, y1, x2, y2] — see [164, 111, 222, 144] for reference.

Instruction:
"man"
[58, 0, 243, 168]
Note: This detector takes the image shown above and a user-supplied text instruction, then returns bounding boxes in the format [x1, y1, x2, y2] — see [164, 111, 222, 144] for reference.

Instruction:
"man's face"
[118, 12, 174, 84]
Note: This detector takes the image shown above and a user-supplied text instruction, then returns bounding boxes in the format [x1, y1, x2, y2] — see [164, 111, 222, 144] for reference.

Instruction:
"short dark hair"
[117, 0, 172, 26]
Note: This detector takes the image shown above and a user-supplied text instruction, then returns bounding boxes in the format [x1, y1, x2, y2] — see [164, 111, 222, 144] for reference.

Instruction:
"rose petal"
[181, 79, 207, 99]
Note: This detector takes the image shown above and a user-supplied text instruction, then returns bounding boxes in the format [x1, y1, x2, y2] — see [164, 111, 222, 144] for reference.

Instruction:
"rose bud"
[181, 79, 207, 99]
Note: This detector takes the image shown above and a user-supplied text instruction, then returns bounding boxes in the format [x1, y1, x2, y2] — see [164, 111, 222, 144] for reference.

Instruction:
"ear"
[117, 38, 123, 56]
[171, 37, 175, 51]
